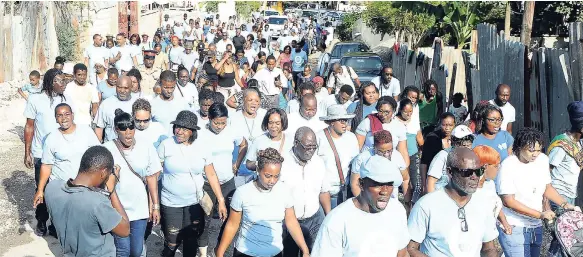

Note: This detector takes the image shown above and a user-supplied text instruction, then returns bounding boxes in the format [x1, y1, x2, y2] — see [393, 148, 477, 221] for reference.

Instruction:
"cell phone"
[275, 75, 280, 82]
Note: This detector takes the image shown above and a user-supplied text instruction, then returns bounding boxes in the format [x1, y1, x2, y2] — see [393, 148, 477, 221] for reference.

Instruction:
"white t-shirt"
[549, 143, 581, 199]
[322, 94, 353, 114]
[244, 49, 257, 66]
[179, 51, 200, 72]
[110, 45, 137, 72]
[355, 117, 407, 153]
[286, 99, 300, 114]
[371, 76, 400, 98]
[216, 39, 234, 55]
[280, 149, 329, 219]
[474, 180, 503, 219]
[326, 66, 358, 95]
[64, 82, 100, 125]
[150, 96, 191, 136]
[83, 44, 110, 74]
[95, 96, 137, 142]
[157, 137, 212, 207]
[231, 181, 293, 256]
[230, 109, 267, 175]
[134, 122, 168, 149]
[198, 125, 244, 184]
[427, 149, 449, 190]
[174, 82, 199, 110]
[408, 189, 499, 257]
[41, 126, 100, 181]
[194, 110, 210, 129]
[315, 90, 330, 117]
[173, 25, 185, 40]
[285, 112, 328, 138]
[246, 132, 294, 163]
[489, 100, 515, 131]
[316, 129, 360, 194]
[351, 149, 406, 199]
[253, 68, 289, 96]
[312, 198, 409, 257]
[168, 46, 185, 64]
[24, 94, 76, 158]
[104, 139, 161, 221]
[496, 154, 551, 228]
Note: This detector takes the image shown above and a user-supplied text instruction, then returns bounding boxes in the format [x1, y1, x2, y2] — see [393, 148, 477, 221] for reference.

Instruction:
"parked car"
[261, 9, 281, 19]
[317, 41, 370, 78]
[301, 9, 320, 20]
[267, 15, 288, 40]
[336, 52, 384, 85]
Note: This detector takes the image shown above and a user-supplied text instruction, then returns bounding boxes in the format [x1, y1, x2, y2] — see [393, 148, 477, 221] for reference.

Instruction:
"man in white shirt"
[179, 41, 199, 72]
[94, 76, 137, 142]
[489, 83, 515, 134]
[162, 14, 174, 29]
[286, 94, 327, 137]
[326, 63, 360, 95]
[311, 155, 409, 257]
[322, 85, 354, 113]
[216, 33, 233, 56]
[287, 82, 315, 114]
[312, 76, 329, 117]
[140, 34, 152, 51]
[109, 33, 138, 75]
[253, 55, 288, 109]
[407, 148, 499, 257]
[83, 34, 109, 79]
[150, 71, 191, 135]
[371, 67, 400, 100]
[173, 21, 186, 40]
[280, 126, 331, 257]
[316, 104, 359, 209]
[65, 64, 99, 126]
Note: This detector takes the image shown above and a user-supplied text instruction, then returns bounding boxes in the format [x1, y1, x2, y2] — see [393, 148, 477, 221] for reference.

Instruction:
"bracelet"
[152, 204, 160, 210]
[561, 202, 568, 208]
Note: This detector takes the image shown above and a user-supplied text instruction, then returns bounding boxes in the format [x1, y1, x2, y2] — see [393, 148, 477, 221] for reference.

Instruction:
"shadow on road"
[7, 125, 25, 144]
[2, 170, 62, 257]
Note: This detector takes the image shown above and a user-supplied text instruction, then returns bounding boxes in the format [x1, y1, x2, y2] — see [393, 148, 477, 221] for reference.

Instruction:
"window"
[331, 44, 369, 58]
[343, 57, 382, 72]
[268, 17, 287, 25]
[264, 11, 279, 16]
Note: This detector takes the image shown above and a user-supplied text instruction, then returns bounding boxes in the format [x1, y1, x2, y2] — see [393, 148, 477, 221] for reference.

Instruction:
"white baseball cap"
[452, 125, 474, 139]
[360, 155, 403, 186]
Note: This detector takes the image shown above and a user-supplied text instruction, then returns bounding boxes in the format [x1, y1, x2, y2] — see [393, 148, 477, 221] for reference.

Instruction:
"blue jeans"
[498, 225, 543, 257]
[114, 219, 148, 257]
[549, 196, 576, 257]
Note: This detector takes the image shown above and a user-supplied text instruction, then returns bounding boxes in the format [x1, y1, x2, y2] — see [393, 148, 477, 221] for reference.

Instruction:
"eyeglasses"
[116, 123, 135, 131]
[449, 167, 485, 178]
[134, 118, 151, 123]
[486, 117, 503, 123]
[458, 207, 468, 232]
[297, 140, 318, 151]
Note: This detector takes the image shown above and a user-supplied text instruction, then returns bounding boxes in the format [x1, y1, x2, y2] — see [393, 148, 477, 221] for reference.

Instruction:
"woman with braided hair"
[216, 148, 310, 257]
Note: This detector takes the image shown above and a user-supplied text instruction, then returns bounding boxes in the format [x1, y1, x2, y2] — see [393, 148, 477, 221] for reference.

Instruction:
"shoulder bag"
[113, 139, 146, 185]
[323, 128, 348, 204]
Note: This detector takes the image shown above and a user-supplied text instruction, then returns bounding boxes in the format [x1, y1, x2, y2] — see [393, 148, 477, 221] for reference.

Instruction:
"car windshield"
[268, 18, 287, 25]
[343, 57, 382, 72]
[265, 11, 279, 16]
[331, 44, 369, 58]
[302, 11, 317, 17]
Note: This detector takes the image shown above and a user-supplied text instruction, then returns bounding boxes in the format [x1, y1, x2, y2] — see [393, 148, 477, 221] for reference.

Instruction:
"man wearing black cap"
[138, 50, 161, 97]
[548, 101, 583, 256]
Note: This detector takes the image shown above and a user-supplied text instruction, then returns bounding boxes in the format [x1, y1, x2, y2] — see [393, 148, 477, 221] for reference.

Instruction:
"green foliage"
[337, 12, 361, 41]
[442, 2, 477, 49]
[56, 23, 79, 62]
[235, 1, 262, 19]
[549, 1, 583, 22]
[205, 1, 221, 13]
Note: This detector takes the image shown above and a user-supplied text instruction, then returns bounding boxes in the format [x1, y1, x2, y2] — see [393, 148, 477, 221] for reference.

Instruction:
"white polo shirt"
[371, 76, 400, 98]
[285, 112, 327, 138]
[253, 67, 289, 96]
[280, 149, 329, 219]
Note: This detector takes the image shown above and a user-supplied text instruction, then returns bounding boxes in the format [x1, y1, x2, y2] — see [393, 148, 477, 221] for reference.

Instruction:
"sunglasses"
[297, 140, 318, 151]
[116, 123, 135, 131]
[449, 167, 485, 177]
[458, 207, 468, 232]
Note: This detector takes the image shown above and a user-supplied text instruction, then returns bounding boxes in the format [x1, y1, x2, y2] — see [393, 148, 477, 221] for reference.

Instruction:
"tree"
[235, 1, 261, 19]
[520, 1, 535, 46]
[205, 1, 220, 13]
[441, 2, 478, 49]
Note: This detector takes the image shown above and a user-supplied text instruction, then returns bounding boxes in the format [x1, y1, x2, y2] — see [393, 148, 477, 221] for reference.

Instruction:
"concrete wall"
[352, 18, 395, 49]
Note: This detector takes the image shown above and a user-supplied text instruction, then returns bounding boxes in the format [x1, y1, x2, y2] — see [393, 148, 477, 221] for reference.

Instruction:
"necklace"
[60, 126, 77, 142]
[243, 113, 256, 141]
[253, 180, 272, 193]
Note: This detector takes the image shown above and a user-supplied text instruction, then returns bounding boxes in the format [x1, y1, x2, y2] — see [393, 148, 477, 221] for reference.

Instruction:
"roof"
[341, 52, 381, 58]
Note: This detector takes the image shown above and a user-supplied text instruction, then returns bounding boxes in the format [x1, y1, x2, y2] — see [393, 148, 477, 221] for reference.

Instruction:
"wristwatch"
[152, 204, 160, 210]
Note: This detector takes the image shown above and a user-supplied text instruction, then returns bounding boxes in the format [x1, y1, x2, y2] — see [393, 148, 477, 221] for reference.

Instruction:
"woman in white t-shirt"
[215, 148, 310, 257]
[130, 34, 144, 66]
[102, 109, 161, 257]
[355, 96, 409, 167]
[496, 128, 581, 257]
[246, 108, 293, 171]
[166, 36, 185, 72]
[197, 103, 247, 256]
[395, 97, 424, 203]
[157, 110, 227, 257]
[132, 98, 168, 148]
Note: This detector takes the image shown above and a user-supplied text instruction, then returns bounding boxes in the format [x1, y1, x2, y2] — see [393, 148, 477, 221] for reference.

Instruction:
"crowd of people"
[18, 10, 583, 257]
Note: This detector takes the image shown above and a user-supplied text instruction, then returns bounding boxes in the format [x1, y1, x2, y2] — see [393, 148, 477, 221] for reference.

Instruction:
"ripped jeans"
[160, 204, 206, 257]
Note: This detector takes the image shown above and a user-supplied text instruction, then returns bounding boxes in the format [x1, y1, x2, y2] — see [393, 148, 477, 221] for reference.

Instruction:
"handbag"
[323, 128, 348, 204]
[113, 139, 146, 185]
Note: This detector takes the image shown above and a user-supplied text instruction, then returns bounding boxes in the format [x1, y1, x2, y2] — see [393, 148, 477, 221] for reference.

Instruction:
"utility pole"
[504, 1, 511, 39]
[520, 1, 535, 47]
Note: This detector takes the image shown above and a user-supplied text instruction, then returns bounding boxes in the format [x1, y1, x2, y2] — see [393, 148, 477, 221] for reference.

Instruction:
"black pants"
[233, 248, 282, 257]
[198, 178, 237, 247]
[292, 71, 302, 88]
[282, 208, 324, 257]
[160, 203, 205, 257]
[34, 158, 49, 223]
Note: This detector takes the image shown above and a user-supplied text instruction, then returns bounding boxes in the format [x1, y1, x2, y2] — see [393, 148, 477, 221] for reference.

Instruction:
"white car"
[267, 15, 288, 40]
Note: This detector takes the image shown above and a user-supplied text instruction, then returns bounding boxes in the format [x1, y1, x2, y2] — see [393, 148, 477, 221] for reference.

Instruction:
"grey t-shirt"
[45, 180, 121, 257]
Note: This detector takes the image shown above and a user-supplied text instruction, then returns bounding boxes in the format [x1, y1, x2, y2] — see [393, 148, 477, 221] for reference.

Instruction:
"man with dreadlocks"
[24, 68, 76, 236]
[496, 128, 581, 256]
